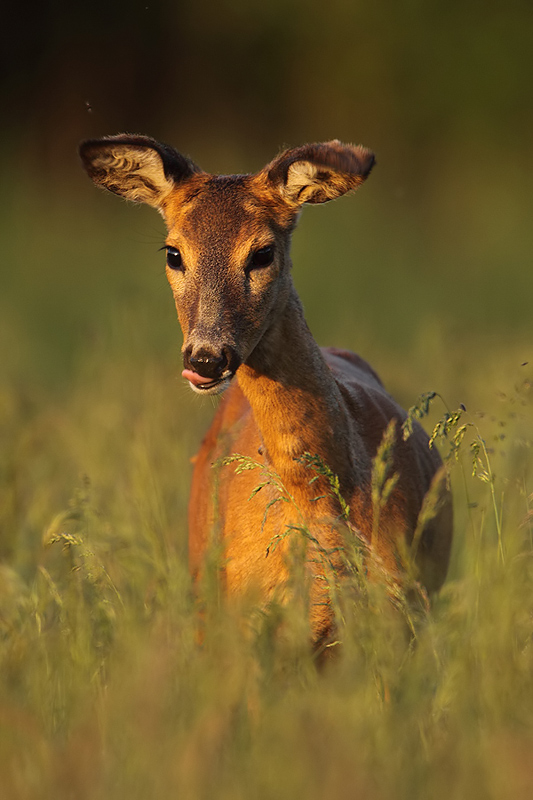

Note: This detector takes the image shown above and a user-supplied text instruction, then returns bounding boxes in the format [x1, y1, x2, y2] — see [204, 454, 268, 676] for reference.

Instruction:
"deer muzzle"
[182, 344, 241, 395]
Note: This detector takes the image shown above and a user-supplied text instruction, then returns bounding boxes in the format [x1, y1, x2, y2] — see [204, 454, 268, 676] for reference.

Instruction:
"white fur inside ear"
[285, 160, 319, 196]
[92, 145, 174, 207]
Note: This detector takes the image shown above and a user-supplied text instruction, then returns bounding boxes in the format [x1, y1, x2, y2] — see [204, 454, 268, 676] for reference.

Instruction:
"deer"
[79, 135, 453, 647]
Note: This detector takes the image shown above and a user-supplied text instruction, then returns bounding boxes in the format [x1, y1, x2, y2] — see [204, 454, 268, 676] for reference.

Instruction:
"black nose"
[185, 347, 229, 380]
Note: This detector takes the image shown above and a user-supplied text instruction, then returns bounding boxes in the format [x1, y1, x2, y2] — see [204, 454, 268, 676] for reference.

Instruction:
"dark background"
[1, 0, 532, 395]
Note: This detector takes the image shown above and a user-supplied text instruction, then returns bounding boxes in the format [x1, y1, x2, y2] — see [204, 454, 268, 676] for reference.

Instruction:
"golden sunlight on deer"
[80, 135, 453, 647]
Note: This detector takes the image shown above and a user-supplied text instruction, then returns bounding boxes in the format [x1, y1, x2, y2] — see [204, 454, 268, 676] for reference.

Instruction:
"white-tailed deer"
[80, 135, 453, 645]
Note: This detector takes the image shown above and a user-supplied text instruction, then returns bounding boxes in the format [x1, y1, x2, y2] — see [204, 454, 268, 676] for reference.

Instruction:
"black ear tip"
[357, 147, 376, 177]
[78, 138, 104, 170]
[78, 139, 89, 159]
[79, 137, 100, 151]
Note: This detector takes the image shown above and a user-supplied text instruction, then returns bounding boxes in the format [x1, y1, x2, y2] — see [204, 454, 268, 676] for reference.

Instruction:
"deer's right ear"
[79, 135, 201, 209]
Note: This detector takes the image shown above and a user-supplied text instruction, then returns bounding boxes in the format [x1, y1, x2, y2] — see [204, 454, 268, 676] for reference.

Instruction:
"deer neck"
[236, 286, 361, 508]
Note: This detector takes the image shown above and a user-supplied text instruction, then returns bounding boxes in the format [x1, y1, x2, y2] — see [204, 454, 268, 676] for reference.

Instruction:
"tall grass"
[0, 320, 532, 798]
[1, 173, 532, 798]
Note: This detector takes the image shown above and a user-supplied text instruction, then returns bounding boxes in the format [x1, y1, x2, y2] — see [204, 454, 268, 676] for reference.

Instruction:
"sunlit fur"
[80, 135, 453, 647]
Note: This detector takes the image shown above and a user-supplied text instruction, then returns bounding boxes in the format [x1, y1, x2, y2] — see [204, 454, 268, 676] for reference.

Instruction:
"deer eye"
[166, 246, 183, 271]
[250, 245, 274, 269]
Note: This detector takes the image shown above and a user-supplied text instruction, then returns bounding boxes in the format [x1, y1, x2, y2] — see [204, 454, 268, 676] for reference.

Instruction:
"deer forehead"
[163, 174, 293, 268]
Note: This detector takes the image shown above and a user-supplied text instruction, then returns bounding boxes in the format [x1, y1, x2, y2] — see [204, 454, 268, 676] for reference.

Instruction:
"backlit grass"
[0, 324, 532, 799]
[1, 174, 532, 798]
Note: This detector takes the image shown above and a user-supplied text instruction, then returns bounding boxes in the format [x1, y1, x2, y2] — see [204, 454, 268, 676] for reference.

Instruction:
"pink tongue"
[182, 368, 214, 387]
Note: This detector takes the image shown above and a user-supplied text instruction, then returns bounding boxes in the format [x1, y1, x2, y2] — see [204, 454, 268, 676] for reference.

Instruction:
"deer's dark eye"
[166, 246, 183, 271]
[250, 245, 274, 270]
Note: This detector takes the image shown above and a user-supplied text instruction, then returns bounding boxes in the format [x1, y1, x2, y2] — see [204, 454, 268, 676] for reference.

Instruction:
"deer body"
[80, 136, 453, 643]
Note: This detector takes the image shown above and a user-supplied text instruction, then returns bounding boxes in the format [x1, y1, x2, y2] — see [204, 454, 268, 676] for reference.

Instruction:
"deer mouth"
[182, 368, 235, 395]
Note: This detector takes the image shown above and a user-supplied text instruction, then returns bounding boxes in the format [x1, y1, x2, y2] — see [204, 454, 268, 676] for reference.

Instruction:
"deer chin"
[182, 368, 234, 396]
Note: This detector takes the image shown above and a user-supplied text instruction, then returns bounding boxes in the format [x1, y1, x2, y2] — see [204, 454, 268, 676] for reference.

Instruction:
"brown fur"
[79, 135, 453, 645]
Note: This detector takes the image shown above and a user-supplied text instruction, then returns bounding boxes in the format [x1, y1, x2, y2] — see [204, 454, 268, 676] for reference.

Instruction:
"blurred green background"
[1, 0, 532, 398]
[1, 5, 533, 798]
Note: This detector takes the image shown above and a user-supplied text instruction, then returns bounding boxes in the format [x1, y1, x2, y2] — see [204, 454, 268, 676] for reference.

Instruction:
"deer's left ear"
[264, 140, 375, 206]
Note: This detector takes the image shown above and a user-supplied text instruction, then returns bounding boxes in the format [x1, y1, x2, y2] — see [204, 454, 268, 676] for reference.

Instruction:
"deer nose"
[184, 346, 229, 380]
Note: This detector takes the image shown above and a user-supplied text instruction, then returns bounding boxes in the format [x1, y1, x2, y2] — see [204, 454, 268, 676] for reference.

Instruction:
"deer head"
[80, 136, 375, 394]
